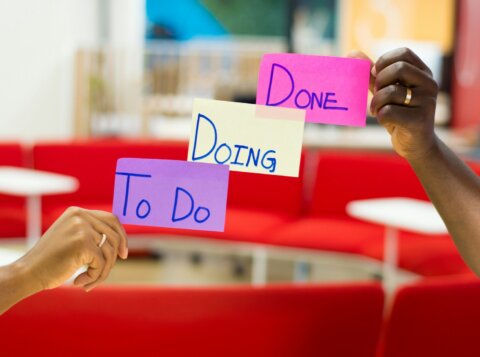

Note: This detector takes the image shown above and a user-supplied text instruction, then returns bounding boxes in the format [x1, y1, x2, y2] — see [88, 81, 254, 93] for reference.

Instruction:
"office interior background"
[1, 0, 480, 356]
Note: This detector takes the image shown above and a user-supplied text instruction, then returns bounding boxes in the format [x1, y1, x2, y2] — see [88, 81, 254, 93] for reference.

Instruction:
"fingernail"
[371, 66, 377, 77]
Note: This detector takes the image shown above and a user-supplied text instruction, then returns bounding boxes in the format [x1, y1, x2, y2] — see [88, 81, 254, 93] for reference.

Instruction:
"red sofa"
[267, 150, 472, 277]
[379, 276, 480, 357]
[33, 139, 305, 245]
[0, 283, 384, 357]
[0, 143, 27, 238]
[0, 139, 471, 277]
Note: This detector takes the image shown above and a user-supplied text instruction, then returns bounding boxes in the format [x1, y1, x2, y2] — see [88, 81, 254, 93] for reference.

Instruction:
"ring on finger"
[98, 233, 107, 248]
[403, 87, 413, 106]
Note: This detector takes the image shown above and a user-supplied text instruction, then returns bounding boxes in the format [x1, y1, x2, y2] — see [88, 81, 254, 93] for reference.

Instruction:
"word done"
[265, 63, 348, 112]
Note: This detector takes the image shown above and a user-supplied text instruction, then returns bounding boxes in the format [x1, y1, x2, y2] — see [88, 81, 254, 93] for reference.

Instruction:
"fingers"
[376, 104, 414, 128]
[67, 207, 128, 292]
[370, 47, 439, 131]
[373, 47, 432, 77]
[87, 210, 128, 259]
[347, 50, 375, 93]
[73, 230, 117, 292]
[73, 240, 105, 291]
[370, 85, 429, 115]
[374, 61, 438, 92]
[85, 235, 116, 291]
[78, 210, 124, 260]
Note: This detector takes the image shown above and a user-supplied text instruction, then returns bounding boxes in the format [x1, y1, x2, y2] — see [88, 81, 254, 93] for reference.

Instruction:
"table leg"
[27, 195, 42, 248]
[383, 226, 398, 292]
[252, 247, 267, 286]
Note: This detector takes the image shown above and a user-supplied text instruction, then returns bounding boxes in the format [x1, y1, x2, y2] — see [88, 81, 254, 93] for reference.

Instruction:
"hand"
[350, 48, 440, 161]
[18, 207, 128, 292]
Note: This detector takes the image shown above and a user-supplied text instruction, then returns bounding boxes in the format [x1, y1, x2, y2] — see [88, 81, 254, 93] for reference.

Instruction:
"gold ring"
[404, 87, 412, 106]
[98, 233, 107, 248]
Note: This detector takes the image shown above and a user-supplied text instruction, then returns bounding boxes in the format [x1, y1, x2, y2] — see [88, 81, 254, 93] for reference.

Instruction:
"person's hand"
[18, 207, 128, 292]
[350, 48, 440, 161]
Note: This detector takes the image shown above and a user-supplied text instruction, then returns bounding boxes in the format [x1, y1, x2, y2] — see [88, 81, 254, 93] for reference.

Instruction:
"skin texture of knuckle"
[379, 105, 393, 118]
[110, 235, 120, 250]
[387, 84, 399, 98]
[73, 232, 89, 252]
[377, 115, 389, 126]
[400, 47, 413, 60]
[430, 80, 440, 95]
[112, 214, 121, 225]
[394, 61, 407, 75]
[67, 206, 82, 216]
[71, 215, 86, 231]
[97, 268, 110, 283]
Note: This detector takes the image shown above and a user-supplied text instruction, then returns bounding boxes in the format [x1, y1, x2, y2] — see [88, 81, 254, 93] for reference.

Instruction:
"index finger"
[374, 47, 432, 77]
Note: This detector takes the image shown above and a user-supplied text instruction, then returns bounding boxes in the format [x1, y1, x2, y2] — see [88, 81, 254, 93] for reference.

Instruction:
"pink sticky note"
[113, 158, 229, 232]
[256, 54, 370, 127]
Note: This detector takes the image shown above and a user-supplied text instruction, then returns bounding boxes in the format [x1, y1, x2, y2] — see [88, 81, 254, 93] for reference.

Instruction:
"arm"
[409, 138, 480, 274]
[362, 47, 480, 275]
[0, 260, 41, 315]
[0, 207, 128, 314]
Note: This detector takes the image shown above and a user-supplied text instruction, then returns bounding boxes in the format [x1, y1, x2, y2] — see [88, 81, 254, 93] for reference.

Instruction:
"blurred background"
[0, 0, 479, 289]
[3, 3, 480, 354]
[2, 0, 478, 142]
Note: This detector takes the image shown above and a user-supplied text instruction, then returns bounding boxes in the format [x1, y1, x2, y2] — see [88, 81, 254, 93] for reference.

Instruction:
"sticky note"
[256, 53, 370, 127]
[113, 158, 229, 232]
[188, 99, 305, 177]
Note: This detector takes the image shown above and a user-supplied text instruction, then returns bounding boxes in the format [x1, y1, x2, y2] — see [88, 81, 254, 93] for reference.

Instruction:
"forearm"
[409, 135, 480, 274]
[0, 260, 42, 315]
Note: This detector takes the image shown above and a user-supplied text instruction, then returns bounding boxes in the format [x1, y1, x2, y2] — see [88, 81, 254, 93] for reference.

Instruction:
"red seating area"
[3, 275, 480, 356]
[0, 143, 26, 238]
[380, 277, 480, 357]
[0, 140, 474, 277]
[2, 141, 480, 356]
[32, 139, 305, 244]
[0, 283, 384, 357]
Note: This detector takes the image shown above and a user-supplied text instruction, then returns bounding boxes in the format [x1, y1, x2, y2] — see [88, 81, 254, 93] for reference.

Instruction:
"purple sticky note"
[113, 158, 229, 232]
[256, 53, 370, 127]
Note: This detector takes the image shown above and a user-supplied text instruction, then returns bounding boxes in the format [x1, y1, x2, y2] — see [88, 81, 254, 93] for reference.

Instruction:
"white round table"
[347, 197, 448, 291]
[0, 166, 78, 246]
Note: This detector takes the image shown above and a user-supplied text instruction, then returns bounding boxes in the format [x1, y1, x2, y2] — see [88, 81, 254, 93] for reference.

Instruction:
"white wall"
[0, 0, 100, 140]
[0, 0, 146, 140]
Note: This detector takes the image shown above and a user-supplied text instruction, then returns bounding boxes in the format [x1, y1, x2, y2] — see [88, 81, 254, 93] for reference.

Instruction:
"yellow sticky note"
[188, 99, 305, 177]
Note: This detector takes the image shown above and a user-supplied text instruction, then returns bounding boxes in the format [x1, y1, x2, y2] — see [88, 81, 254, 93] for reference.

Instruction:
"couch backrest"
[33, 139, 189, 207]
[33, 140, 305, 216]
[0, 143, 26, 237]
[309, 150, 428, 217]
[0, 283, 384, 357]
[227, 151, 306, 215]
[381, 277, 480, 357]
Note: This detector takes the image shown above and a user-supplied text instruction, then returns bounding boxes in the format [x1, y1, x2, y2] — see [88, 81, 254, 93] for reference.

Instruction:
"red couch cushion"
[42, 202, 291, 244]
[381, 277, 480, 357]
[309, 150, 428, 218]
[267, 216, 384, 254]
[0, 143, 26, 237]
[361, 232, 472, 277]
[1, 283, 384, 357]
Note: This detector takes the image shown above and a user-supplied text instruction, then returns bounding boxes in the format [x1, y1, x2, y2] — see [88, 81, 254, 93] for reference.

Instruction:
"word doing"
[191, 113, 277, 173]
